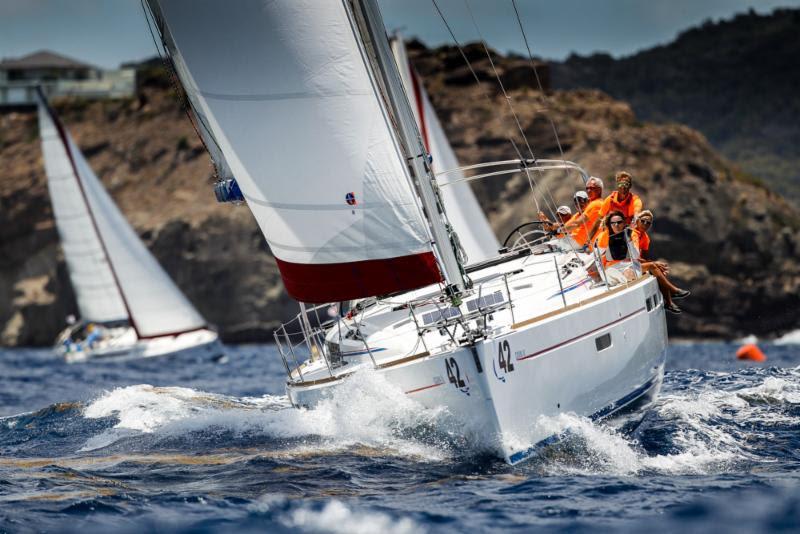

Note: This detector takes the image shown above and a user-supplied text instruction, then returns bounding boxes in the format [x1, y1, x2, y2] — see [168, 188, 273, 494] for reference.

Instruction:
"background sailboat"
[37, 88, 220, 361]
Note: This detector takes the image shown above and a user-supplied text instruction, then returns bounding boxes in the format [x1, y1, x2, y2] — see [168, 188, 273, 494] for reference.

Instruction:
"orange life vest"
[568, 199, 603, 247]
[600, 191, 643, 224]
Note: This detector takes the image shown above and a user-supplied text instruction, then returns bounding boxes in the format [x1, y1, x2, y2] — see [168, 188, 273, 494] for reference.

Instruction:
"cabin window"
[595, 333, 612, 352]
[646, 296, 653, 311]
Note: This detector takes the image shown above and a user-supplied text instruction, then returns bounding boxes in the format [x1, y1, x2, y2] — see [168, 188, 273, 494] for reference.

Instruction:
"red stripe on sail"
[409, 66, 430, 151]
[275, 252, 442, 303]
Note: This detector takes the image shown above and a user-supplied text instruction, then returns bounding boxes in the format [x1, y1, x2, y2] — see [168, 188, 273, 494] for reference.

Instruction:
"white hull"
[286, 263, 667, 464]
[56, 327, 222, 363]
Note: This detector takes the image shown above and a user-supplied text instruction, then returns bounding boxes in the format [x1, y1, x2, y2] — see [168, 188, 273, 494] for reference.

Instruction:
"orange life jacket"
[600, 191, 643, 224]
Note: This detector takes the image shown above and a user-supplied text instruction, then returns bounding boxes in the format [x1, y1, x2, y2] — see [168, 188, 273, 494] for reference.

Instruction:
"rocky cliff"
[551, 8, 800, 204]
[1, 44, 798, 345]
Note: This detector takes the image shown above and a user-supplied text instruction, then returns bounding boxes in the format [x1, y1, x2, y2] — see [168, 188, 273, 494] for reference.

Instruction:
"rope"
[430, 0, 559, 218]
[139, 0, 224, 178]
[509, 0, 594, 249]
[462, 0, 557, 218]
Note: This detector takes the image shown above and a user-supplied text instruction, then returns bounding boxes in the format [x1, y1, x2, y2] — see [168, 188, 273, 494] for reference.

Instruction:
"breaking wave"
[75, 368, 461, 461]
[523, 368, 800, 477]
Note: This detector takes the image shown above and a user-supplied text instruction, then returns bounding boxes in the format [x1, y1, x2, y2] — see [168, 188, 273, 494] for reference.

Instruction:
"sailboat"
[145, 0, 668, 464]
[36, 88, 221, 362]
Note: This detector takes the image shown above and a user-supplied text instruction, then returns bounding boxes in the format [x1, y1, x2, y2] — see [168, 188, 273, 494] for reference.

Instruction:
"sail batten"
[147, 0, 445, 303]
[37, 90, 208, 338]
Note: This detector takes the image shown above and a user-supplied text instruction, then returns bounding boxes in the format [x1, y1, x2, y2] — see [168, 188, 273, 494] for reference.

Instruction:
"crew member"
[563, 176, 604, 249]
[595, 210, 640, 285]
[632, 210, 689, 314]
[589, 171, 643, 241]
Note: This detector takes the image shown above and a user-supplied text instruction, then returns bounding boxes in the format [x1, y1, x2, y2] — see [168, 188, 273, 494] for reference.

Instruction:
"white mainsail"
[390, 38, 499, 264]
[146, 0, 443, 303]
[37, 91, 207, 338]
[38, 96, 128, 325]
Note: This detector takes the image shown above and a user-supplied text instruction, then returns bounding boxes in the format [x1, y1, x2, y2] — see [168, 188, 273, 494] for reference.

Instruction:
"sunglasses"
[610, 220, 625, 225]
[639, 219, 652, 226]
[586, 186, 600, 190]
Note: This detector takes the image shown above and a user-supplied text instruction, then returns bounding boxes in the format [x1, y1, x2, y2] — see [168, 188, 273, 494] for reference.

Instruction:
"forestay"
[146, 0, 442, 303]
[390, 37, 499, 264]
[37, 92, 207, 338]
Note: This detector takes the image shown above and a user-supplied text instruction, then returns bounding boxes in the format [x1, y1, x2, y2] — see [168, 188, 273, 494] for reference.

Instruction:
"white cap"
[556, 205, 572, 215]
[574, 191, 589, 201]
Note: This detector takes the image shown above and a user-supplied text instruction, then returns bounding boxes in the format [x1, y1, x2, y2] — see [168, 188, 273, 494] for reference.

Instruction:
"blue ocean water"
[1, 342, 799, 532]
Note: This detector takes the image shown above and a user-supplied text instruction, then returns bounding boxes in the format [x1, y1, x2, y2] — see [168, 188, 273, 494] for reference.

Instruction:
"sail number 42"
[445, 357, 466, 388]
[498, 340, 515, 373]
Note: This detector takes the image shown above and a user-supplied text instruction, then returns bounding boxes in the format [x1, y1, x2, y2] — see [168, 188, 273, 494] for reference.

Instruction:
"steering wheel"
[502, 221, 550, 251]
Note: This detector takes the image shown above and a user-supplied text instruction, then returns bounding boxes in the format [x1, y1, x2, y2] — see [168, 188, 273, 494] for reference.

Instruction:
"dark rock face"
[1, 41, 798, 345]
[551, 8, 800, 205]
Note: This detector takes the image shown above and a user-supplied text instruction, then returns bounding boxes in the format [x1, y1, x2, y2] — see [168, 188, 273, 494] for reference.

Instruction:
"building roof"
[0, 50, 96, 71]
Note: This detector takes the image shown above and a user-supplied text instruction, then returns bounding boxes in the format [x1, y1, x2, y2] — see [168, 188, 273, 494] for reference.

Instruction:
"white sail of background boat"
[145, 0, 668, 464]
[36, 88, 221, 362]
[390, 36, 499, 264]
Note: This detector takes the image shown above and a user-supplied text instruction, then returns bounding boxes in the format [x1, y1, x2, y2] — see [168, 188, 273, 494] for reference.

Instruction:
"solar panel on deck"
[466, 290, 504, 312]
[422, 307, 461, 325]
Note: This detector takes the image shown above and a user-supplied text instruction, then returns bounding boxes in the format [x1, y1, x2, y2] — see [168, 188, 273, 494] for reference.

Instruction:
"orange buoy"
[736, 343, 766, 362]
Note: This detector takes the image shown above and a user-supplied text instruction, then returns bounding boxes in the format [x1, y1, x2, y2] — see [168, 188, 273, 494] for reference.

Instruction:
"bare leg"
[643, 263, 674, 306]
[652, 263, 685, 294]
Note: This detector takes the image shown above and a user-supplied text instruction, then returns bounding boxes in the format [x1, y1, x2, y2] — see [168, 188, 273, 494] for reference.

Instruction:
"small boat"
[145, 0, 667, 463]
[36, 88, 221, 362]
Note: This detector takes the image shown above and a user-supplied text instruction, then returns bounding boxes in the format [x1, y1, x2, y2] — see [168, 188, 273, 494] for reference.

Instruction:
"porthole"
[595, 333, 612, 351]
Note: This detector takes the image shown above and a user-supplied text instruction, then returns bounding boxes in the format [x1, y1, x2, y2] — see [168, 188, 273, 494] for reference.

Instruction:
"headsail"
[37, 90, 207, 338]
[390, 37, 499, 264]
[145, 0, 443, 303]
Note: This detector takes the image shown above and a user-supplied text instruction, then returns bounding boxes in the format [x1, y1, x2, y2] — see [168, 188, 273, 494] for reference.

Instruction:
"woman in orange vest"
[632, 210, 689, 314]
[594, 210, 641, 286]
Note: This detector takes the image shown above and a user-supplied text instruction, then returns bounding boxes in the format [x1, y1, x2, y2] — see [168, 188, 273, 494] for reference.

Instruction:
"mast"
[350, 0, 468, 298]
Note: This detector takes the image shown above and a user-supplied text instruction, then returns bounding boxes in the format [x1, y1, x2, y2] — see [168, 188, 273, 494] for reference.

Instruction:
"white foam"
[775, 329, 800, 345]
[80, 371, 454, 460]
[249, 495, 422, 534]
[528, 370, 800, 477]
[285, 499, 421, 534]
[736, 376, 800, 405]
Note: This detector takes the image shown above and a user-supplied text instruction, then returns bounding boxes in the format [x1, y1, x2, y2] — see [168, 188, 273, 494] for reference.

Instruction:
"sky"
[1, 0, 799, 69]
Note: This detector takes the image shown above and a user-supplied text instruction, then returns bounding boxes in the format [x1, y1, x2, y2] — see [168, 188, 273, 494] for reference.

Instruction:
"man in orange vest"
[563, 176, 604, 248]
[588, 171, 643, 241]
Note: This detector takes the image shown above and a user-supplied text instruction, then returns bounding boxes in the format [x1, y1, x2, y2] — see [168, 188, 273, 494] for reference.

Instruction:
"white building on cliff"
[0, 50, 134, 106]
